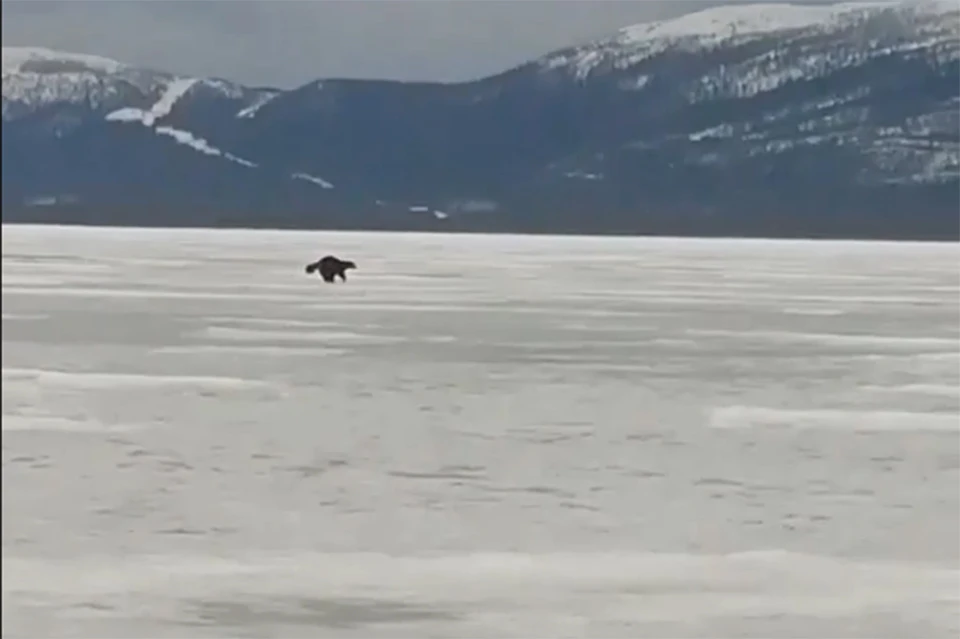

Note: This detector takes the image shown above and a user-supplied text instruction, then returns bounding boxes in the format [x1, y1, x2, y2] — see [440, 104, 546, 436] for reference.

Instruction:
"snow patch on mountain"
[292, 172, 335, 189]
[148, 78, 197, 123]
[102, 107, 141, 123]
[196, 77, 246, 101]
[867, 138, 960, 183]
[104, 78, 257, 168]
[105, 77, 198, 125]
[24, 194, 78, 207]
[155, 127, 257, 167]
[406, 205, 449, 219]
[618, 75, 651, 91]
[237, 91, 280, 118]
[690, 124, 735, 141]
[565, 170, 604, 180]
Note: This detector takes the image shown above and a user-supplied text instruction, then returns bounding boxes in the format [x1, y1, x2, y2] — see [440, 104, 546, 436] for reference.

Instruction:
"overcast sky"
[3, 0, 828, 88]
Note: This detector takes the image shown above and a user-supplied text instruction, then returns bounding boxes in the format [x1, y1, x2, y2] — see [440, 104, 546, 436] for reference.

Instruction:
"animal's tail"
[305, 262, 319, 274]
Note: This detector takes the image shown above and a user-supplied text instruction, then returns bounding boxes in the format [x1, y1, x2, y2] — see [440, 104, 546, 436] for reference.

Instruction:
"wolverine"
[305, 255, 357, 283]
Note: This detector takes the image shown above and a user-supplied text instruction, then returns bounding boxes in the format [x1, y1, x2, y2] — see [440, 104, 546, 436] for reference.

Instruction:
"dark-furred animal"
[305, 255, 357, 283]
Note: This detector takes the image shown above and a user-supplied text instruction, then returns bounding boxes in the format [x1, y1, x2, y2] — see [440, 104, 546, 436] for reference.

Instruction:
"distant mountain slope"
[3, 0, 958, 239]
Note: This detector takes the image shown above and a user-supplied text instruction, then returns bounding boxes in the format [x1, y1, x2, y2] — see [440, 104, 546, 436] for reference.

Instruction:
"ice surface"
[709, 406, 960, 432]
[201, 325, 405, 345]
[2, 367, 277, 392]
[2, 551, 957, 638]
[2, 225, 959, 638]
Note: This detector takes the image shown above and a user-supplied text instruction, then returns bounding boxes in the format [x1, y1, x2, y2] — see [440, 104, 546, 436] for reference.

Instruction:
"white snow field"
[2, 224, 959, 638]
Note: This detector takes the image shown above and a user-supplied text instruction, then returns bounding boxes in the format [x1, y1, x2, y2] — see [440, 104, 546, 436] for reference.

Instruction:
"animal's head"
[341, 260, 357, 271]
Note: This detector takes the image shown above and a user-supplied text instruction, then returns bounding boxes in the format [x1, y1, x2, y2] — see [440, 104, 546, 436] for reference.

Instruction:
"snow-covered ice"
[2, 225, 959, 638]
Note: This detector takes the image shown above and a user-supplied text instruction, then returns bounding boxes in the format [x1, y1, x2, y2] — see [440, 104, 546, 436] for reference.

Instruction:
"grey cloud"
[2, 0, 830, 88]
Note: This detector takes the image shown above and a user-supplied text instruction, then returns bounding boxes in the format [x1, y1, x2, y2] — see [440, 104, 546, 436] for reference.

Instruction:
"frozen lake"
[2, 224, 959, 638]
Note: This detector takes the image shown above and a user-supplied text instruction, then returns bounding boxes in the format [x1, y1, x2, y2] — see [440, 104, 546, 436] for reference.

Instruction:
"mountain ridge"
[3, 0, 958, 240]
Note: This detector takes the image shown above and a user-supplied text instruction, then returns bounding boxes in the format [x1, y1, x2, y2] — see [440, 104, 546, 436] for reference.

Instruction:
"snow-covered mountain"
[537, 1, 955, 80]
[3, 0, 958, 239]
